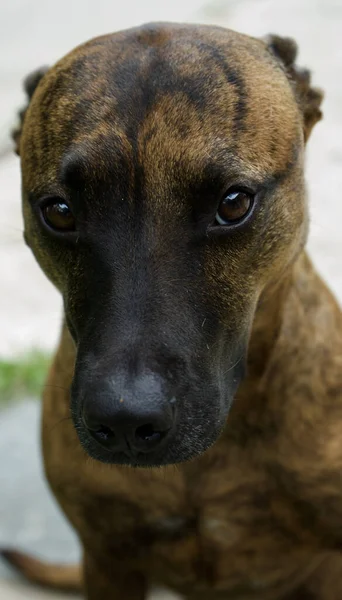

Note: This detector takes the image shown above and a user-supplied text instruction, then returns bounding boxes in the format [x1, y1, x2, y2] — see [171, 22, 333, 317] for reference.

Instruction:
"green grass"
[0, 351, 51, 402]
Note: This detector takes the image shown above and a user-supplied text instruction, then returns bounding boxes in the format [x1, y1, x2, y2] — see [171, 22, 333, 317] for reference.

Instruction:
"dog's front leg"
[83, 552, 147, 600]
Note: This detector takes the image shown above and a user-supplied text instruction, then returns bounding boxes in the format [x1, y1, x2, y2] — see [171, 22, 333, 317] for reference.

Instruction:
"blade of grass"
[0, 351, 51, 403]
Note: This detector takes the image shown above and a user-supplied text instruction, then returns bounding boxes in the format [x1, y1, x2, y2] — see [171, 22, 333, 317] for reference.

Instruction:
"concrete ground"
[0, 0, 341, 597]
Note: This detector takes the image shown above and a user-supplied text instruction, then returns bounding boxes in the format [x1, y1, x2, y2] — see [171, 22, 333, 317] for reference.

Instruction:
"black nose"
[81, 373, 175, 456]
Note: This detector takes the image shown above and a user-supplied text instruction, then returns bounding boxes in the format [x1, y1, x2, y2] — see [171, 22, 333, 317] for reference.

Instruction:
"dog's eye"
[42, 200, 75, 232]
[215, 189, 254, 226]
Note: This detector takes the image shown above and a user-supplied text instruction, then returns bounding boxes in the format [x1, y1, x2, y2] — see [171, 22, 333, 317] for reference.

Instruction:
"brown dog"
[3, 22, 342, 600]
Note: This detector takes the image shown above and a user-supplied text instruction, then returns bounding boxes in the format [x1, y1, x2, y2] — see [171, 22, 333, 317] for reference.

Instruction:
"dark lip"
[101, 452, 168, 468]
[83, 440, 175, 468]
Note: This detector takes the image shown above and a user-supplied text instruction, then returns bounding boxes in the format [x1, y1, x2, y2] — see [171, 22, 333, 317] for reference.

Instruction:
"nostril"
[94, 425, 115, 442]
[135, 424, 166, 444]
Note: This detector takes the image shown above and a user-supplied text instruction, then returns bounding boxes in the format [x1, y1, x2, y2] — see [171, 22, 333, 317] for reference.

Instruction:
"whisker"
[223, 354, 244, 377]
[49, 415, 73, 434]
[41, 384, 70, 393]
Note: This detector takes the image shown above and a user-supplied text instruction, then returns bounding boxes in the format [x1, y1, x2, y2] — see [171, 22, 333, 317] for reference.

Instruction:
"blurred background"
[0, 0, 341, 598]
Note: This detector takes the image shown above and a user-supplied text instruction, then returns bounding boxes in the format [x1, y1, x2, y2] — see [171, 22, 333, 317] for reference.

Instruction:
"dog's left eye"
[215, 189, 254, 226]
[42, 199, 76, 232]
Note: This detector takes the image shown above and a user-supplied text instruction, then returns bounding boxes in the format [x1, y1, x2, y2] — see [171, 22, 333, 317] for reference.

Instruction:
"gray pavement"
[1, 0, 341, 597]
[0, 401, 81, 599]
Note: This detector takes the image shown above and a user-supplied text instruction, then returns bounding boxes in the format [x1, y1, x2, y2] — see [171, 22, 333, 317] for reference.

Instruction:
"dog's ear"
[12, 66, 49, 155]
[265, 35, 324, 143]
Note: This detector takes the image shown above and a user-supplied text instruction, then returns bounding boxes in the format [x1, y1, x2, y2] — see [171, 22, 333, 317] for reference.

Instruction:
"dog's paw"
[12, 66, 49, 155]
[265, 34, 324, 141]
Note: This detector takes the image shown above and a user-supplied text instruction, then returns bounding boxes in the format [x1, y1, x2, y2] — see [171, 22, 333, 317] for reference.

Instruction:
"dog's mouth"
[77, 427, 221, 468]
[75, 410, 218, 468]
[71, 374, 245, 467]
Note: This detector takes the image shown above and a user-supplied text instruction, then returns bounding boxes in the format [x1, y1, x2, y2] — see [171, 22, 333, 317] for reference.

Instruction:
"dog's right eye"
[41, 199, 76, 232]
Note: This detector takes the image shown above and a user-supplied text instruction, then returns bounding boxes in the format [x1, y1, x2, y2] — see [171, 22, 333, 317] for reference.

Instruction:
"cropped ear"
[265, 35, 324, 143]
[12, 66, 49, 155]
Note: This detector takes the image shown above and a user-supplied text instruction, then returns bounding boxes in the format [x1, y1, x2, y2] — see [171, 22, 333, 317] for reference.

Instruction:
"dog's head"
[14, 24, 323, 467]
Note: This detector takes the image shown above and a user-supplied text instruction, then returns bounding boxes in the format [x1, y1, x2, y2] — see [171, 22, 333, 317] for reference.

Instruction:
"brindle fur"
[4, 23, 342, 600]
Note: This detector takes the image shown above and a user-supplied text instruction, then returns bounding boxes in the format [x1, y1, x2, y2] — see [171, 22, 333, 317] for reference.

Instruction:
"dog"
[2, 21, 342, 599]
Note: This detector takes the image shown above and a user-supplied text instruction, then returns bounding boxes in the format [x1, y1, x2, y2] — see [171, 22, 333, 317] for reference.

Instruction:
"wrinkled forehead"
[21, 24, 303, 195]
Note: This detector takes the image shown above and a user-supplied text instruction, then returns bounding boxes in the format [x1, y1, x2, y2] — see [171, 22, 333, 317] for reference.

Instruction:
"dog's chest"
[81, 457, 315, 597]
[138, 486, 314, 596]
[49, 436, 318, 596]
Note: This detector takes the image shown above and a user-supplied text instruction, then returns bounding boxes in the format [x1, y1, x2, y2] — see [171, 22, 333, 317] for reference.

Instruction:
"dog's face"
[16, 24, 322, 467]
